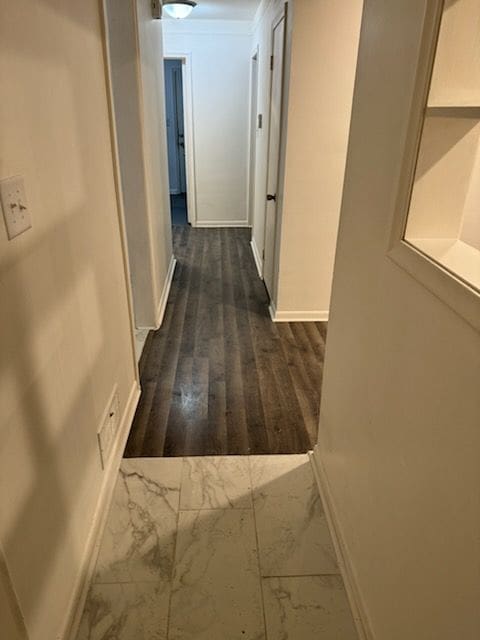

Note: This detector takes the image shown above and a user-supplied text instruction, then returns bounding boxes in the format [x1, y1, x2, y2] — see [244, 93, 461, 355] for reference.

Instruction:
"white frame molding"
[387, 0, 480, 332]
[247, 45, 260, 227]
[269, 305, 329, 322]
[164, 52, 197, 226]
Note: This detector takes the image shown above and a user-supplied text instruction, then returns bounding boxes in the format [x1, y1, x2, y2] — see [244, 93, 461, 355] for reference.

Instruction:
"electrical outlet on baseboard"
[97, 385, 120, 470]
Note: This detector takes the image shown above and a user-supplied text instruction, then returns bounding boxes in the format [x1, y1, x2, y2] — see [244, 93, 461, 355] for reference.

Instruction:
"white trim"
[388, 242, 480, 332]
[250, 238, 263, 278]
[268, 300, 277, 321]
[247, 46, 260, 227]
[156, 256, 177, 328]
[100, 0, 142, 385]
[194, 220, 251, 228]
[309, 448, 375, 640]
[63, 379, 141, 640]
[269, 307, 329, 322]
[385, 1, 479, 333]
[164, 53, 197, 226]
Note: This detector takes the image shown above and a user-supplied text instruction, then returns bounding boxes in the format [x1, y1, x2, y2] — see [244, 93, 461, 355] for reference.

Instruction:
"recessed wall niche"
[404, 0, 480, 292]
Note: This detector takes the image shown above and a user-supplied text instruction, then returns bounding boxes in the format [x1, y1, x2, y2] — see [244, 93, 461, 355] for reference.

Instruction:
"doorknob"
[267, 193, 276, 202]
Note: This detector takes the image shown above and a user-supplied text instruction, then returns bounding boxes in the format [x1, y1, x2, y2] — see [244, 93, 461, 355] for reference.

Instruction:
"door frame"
[263, 6, 288, 304]
[247, 46, 260, 228]
[99, 0, 147, 380]
[164, 53, 197, 226]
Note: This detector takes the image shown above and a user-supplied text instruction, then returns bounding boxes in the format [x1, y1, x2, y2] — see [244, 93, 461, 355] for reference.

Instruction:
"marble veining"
[94, 458, 182, 584]
[262, 576, 358, 640]
[249, 455, 339, 576]
[179, 456, 252, 510]
[76, 455, 359, 640]
[77, 582, 170, 640]
[168, 509, 265, 639]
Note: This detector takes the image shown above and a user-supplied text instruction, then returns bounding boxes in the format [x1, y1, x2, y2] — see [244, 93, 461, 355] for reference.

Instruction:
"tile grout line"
[165, 456, 185, 640]
[261, 572, 343, 579]
[247, 456, 270, 640]
[176, 506, 254, 512]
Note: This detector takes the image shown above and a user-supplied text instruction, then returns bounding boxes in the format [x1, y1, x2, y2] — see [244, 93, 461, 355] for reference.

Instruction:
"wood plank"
[125, 226, 325, 457]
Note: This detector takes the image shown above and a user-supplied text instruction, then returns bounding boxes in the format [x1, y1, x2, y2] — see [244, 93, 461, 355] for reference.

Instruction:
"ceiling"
[163, 0, 262, 21]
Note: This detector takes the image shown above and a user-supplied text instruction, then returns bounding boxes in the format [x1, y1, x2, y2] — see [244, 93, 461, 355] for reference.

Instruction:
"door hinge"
[262, 249, 265, 260]
[270, 55, 274, 71]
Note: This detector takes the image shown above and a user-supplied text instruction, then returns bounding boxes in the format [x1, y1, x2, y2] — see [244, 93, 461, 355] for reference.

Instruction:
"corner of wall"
[62, 379, 140, 640]
[309, 447, 375, 640]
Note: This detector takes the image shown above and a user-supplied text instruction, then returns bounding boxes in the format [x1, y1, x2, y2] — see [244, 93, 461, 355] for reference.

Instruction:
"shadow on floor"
[75, 455, 359, 640]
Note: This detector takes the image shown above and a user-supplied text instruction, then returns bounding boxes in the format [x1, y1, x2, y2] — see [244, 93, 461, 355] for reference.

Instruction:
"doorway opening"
[164, 58, 189, 226]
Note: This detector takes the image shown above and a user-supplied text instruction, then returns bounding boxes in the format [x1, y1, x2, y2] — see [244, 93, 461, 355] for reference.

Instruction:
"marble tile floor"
[76, 454, 358, 640]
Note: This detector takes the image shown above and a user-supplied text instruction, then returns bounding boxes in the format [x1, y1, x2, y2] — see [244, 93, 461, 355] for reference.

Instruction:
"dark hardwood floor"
[124, 226, 327, 457]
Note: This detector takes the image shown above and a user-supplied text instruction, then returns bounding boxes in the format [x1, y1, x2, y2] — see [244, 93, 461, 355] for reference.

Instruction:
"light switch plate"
[1, 175, 32, 240]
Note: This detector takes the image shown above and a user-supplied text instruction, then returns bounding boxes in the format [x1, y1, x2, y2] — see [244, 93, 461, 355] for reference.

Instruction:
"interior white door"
[263, 14, 285, 299]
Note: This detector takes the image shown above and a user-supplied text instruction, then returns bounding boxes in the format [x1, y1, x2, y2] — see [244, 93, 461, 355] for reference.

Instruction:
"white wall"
[163, 19, 252, 226]
[314, 1, 480, 638]
[105, 0, 173, 328]
[136, 0, 174, 314]
[461, 144, 480, 251]
[104, 0, 153, 326]
[275, 0, 362, 318]
[251, 0, 362, 319]
[0, 1, 139, 639]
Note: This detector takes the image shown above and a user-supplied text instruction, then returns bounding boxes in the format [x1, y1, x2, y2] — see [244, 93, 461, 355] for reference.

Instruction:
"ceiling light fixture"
[163, 1, 197, 19]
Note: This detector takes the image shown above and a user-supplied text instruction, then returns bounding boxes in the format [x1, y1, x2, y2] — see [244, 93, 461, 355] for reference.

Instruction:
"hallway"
[126, 227, 326, 458]
[77, 455, 357, 640]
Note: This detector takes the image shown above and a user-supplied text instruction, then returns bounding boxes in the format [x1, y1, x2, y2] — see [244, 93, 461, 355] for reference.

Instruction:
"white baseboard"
[62, 379, 141, 640]
[268, 300, 277, 322]
[309, 447, 374, 640]
[194, 220, 251, 228]
[269, 305, 329, 322]
[156, 256, 176, 329]
[250, 238, 263, 279]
